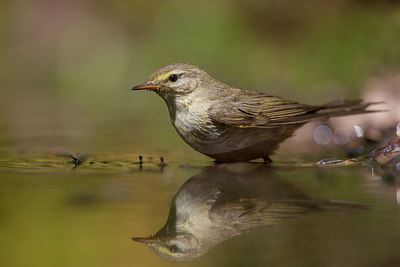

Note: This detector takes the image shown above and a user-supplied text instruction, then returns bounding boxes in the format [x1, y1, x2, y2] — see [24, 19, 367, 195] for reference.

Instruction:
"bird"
[131, 63, 379, 162]
[131, 164, 369, 261]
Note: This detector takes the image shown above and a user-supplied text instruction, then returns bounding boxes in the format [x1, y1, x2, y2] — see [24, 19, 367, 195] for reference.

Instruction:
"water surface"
[0, 157, 399, 267]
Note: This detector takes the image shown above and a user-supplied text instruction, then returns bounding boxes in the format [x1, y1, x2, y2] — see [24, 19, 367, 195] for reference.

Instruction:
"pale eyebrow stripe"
[156, 72, 186, 82]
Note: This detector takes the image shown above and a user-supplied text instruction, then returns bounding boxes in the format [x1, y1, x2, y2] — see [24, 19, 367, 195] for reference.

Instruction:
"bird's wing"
[208, 91, 377, 128]
[209, 198, 368, 232]
[207, 92, 319, 128]
[209, 199, 313, 232]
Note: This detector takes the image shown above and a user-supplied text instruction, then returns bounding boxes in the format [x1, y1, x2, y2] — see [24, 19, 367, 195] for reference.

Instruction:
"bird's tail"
[235, 198, 369, 229]
[316, 99, 383, 117]
[268, 100, 384, 125]
[269, 199, 370, 212]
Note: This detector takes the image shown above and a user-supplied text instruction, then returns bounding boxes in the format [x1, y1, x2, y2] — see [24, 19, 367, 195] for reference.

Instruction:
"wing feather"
[208, 92, 317, 128]
[208, 90, 379, 128]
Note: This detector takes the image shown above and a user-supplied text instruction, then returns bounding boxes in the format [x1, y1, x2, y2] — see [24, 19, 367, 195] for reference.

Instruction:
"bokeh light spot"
[313, 125, 332, 145]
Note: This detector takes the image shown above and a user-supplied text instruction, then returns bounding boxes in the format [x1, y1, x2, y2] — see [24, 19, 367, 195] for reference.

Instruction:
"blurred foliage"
[0, 0, 399, 154]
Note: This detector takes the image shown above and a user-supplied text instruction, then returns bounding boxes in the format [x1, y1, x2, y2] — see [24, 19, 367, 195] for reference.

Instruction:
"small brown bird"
[132, 63, 378, 162]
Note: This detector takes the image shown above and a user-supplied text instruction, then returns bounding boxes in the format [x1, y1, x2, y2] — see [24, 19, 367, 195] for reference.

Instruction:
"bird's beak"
[131, 236, 160, 244]
[131, 83, 160, 91]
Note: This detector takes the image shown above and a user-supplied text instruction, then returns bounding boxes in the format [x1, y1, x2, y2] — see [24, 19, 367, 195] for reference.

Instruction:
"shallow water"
[0, 157, 399, 267]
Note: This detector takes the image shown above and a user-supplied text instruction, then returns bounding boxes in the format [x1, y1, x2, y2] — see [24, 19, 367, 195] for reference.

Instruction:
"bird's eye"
[168, 74, 178, 82]
[168, 244, 179, 253]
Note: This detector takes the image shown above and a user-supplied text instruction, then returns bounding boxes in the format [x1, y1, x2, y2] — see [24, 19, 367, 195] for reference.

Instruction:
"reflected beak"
[131, 83, 160, 91]
[131, 236, 159, 244]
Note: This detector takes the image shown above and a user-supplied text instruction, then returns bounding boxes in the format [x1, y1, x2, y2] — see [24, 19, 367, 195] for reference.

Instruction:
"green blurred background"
[1, 0, 400, 157]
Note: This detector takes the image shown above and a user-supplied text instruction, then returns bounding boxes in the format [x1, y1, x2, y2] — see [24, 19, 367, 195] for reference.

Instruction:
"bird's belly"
[173, 115, 299, 161]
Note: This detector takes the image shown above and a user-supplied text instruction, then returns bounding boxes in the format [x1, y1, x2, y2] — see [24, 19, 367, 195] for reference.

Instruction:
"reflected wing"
[209, 199, 311, 232]
[209, 198, 368, 232]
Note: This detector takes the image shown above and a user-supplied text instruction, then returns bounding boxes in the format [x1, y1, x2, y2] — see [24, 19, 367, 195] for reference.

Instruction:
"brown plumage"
[131, 63, 380, 162]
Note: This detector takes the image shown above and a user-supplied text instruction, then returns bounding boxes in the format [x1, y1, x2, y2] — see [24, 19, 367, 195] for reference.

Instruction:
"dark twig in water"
[139, 155, 143, 169]
[160, 157, 165, 167]
[70, 155, 81, 167]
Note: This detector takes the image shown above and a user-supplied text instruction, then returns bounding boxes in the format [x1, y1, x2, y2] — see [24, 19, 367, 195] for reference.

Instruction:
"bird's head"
[131, 63, 212, 97]
[131, 232, 204, 262]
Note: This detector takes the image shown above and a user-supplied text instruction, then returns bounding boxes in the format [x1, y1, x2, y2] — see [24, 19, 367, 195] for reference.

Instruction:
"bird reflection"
[132, 164, 367, 262]
[368, 160, 400, 205]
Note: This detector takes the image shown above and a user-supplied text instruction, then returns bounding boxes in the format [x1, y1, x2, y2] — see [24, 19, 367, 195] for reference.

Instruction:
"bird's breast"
[172, 96, 218, 137]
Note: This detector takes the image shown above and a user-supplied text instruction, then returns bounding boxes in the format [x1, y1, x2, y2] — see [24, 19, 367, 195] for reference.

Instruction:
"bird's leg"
[262, 154, 273, 164]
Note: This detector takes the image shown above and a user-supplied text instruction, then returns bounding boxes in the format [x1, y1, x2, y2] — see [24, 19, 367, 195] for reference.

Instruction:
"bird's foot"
[262, 154, 273, 164]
